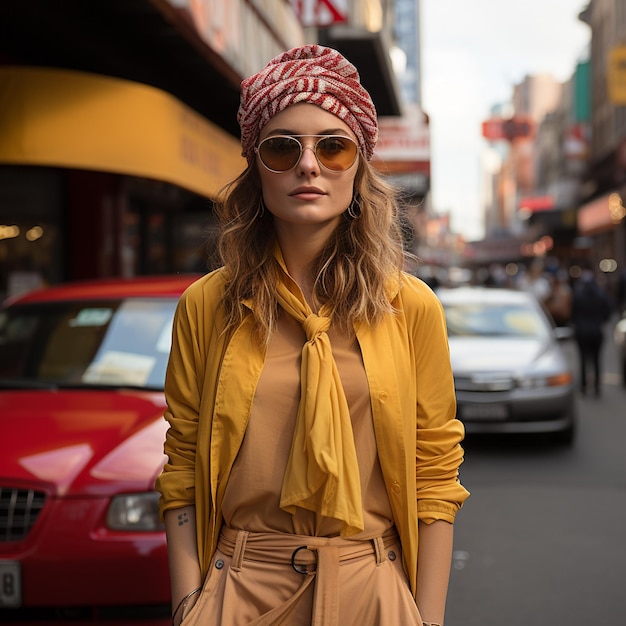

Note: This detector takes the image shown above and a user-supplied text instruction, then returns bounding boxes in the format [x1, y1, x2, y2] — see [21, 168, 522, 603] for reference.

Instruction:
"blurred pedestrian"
[517, 259, 550, 306]
[571, 267, 612, 396]
[518, 258, 551, 305]
[156, 45, 468, 626]
[487, 263, 509, 287]
[545, 268, 572, 327]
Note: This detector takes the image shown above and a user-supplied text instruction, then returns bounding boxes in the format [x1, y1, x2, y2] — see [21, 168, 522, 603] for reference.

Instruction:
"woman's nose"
[297, 144, 320, 174]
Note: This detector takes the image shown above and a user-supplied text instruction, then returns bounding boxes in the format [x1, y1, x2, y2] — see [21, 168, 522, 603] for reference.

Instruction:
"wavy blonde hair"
[215, 158, 406, 343]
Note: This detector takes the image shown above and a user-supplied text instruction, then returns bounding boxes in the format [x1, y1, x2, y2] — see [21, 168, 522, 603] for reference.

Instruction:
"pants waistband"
[216, 527, 400, 626]
[217, 526, 399, 572]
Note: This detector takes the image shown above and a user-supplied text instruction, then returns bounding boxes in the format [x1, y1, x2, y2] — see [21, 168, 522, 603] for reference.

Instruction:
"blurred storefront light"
[578, 192, 625, 235]
[599, 258, 618, 273]
[609, 193, 626, 223]
[26, 226, 44, 242]
[0, 225, 20, 240]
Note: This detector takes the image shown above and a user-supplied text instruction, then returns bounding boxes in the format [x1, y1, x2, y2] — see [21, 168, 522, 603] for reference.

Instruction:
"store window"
[0, 166, 63, 301]
[124, 178, 218, 277]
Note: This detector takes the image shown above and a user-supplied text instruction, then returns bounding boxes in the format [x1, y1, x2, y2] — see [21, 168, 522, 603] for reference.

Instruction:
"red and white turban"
[237, 45, 378, 161]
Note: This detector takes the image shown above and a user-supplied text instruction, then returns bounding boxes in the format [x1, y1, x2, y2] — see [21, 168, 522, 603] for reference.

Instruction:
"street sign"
[482, 116, 534, 142]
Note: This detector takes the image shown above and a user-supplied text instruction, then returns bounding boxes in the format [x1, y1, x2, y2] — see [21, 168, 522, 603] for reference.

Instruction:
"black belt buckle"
[291, 545, 314, 575]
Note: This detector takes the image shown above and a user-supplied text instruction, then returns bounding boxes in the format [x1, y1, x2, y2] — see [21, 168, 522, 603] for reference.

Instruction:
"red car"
[0, 275, 200, 624]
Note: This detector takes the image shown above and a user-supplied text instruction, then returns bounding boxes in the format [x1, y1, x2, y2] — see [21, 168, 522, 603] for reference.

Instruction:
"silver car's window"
[444, 303, 549, 338]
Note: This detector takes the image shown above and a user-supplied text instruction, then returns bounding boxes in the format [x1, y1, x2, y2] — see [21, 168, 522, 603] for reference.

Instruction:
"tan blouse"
[222, 309, 394, 539]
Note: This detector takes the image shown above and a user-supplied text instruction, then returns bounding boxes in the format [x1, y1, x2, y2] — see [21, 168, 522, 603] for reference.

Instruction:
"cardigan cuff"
[417, 499, 461, 524]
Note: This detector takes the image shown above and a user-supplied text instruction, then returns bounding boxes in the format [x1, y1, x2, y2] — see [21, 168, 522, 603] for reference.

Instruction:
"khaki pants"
[182, 527, 422, 626]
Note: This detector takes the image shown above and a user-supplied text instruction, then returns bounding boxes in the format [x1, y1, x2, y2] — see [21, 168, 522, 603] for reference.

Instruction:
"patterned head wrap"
[237, 44, 378, 161]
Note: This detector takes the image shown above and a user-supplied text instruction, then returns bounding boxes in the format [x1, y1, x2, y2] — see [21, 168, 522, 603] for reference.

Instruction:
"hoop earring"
[347, 195, 362, 220]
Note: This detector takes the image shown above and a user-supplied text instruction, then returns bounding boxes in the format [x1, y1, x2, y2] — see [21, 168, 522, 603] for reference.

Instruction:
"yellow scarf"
[275, 261, 364, 536]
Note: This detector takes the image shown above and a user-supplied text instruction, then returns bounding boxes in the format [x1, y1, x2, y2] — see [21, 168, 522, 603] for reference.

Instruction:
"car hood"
[0, 389, 168, 496]
[448, 336, 553, 373]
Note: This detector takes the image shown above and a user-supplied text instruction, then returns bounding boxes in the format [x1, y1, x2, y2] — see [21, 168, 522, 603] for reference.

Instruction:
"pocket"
[382, 544, 421, 624]
[181, 550, 229, 625]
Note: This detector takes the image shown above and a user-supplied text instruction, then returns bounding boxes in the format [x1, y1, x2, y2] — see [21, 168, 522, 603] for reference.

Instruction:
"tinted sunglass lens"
[259, 137, 301, 171]
[316, 137, 358, 170]
[257, 136, 358, 172]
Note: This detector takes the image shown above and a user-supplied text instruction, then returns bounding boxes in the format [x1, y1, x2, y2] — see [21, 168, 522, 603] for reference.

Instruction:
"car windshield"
[444, 301, 550, 339]
[0, 298, 177, 390]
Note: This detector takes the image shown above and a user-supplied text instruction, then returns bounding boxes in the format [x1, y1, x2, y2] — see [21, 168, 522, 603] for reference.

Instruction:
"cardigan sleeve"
[155, 277, 209, 518]
[406, 277, 470, 523]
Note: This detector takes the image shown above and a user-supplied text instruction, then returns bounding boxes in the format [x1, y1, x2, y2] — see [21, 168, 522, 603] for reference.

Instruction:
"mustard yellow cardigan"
[155, 268, 469, 598]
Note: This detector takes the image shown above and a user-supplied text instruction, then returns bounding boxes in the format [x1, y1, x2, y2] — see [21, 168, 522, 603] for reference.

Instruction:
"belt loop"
[231, 530, 249, 572]
[372, 536, 386, 566]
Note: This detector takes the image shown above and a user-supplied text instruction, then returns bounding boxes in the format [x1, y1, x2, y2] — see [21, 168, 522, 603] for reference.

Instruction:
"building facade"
[0, 0, 402, 299]
[578, 0, 626, 279]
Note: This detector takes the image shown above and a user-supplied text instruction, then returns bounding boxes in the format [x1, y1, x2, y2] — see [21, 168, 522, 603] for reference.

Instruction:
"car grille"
[454, 374, 515, 392]
[0, 487, 46, 542]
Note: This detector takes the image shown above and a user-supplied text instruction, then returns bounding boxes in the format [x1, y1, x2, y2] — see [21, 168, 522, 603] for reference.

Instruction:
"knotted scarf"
[275, 267, 364, 537]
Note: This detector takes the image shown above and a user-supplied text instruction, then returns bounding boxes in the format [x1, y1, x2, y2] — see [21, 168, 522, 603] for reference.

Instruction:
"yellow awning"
[0, 66, 246, 198]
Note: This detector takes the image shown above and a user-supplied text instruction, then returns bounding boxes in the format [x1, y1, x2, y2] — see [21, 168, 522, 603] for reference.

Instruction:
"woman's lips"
[289, 187, 326, 201]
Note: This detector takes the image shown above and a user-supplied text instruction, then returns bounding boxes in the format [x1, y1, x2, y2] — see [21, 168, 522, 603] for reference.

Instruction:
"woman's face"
[255, 103, 359, 231]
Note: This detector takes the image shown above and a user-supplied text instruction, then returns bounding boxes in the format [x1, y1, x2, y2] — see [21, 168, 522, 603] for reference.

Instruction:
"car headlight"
[544, 372, 573, 387]
[517, 371, 573, 389]
[106, 492, 164, 531]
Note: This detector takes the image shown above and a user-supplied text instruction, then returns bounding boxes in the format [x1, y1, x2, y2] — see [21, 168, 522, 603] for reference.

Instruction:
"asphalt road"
[445, 324, 626, 625]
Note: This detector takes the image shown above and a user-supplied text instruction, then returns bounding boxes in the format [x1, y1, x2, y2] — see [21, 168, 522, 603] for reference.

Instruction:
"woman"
[156, 45, 469, 626]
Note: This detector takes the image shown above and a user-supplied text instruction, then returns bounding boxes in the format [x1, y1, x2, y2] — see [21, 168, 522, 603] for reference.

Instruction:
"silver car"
[436, 286, 577, 444]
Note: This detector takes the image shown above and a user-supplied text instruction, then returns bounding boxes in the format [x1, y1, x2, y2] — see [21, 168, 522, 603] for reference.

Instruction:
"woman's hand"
[171, 586, 201, 626]
[178, 588, 201, 624]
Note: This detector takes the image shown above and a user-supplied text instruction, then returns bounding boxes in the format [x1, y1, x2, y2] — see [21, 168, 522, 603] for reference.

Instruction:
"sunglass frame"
[254, 135, 359, 173]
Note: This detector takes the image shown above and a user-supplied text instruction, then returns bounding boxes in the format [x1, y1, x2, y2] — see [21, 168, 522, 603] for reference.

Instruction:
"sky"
[420, 0, 591, 241]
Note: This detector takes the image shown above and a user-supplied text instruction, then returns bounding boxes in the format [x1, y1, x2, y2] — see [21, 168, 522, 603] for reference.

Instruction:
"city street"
[446, 321, 626, 625]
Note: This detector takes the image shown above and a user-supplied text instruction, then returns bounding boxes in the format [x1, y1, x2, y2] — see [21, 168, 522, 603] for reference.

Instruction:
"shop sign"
[578, 192, 625, 235]
[518, 195, 555, 214]
[482, 116, 534, 141]
[608, 45, 626, 105]
[289, 0, 348, 27]
[373, 105, 430, 178]
[563, 123, 589, 159]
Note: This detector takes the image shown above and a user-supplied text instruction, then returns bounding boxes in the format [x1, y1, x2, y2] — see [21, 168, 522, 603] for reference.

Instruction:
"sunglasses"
[254, 135, 359, 172]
